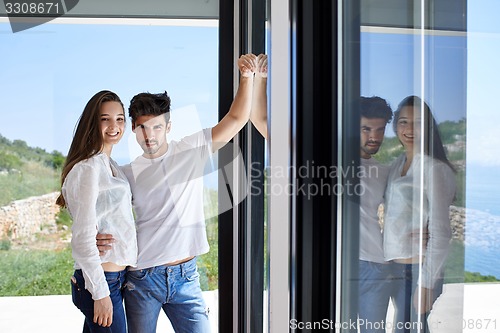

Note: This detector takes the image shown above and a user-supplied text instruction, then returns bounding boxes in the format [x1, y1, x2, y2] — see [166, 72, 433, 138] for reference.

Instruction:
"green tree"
[12, 139, 28, 150]
[439, 119, 466, 144]
[47, 151, 66, 170]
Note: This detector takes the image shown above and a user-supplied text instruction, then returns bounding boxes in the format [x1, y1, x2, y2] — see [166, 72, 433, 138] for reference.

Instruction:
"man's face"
[360, 117, 387, 159]
[132, 114, 171, 159]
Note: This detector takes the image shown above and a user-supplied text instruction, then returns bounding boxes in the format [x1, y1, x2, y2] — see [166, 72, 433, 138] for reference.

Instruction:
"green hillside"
[0, 134, 64, 206]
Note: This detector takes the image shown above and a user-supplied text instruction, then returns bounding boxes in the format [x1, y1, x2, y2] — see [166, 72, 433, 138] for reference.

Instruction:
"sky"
[1, 5, 498, 164]
[1, 2, 500, 189]
[0, 19, 219, 165]
[360, 1, 500, 171]
[361, 31, 467, 125]
[465, 0, 500, 168]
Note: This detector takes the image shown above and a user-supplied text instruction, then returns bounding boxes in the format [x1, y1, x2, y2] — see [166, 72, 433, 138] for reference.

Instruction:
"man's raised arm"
[211, 53, 256, 152]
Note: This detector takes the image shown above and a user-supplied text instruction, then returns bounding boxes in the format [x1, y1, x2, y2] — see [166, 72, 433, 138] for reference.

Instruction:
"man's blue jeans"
[124, 257, 210, 333]
[358, 260, 395, 333]
[71, 269, 127, 333]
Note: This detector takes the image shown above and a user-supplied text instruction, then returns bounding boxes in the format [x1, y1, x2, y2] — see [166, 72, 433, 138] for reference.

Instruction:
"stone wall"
[379, 204, 466, 241]
[450, 205, 466, 241]
[0, 192, 60, 240]
[0, 192, 466, 242]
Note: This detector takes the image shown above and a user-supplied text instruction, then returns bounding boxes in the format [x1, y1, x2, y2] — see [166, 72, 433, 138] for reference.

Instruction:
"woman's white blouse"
[62, 153, 137, 300]
[383, 153, 456, 288]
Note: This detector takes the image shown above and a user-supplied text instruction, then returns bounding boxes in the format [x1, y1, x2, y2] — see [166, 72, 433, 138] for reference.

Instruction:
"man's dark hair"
[360, 96, 393, 123]
[129, 91, 171, 124]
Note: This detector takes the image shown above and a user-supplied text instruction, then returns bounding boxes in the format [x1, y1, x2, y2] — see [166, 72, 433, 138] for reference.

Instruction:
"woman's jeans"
[71, 269, 127, 333]
[391, 263, 443, 333]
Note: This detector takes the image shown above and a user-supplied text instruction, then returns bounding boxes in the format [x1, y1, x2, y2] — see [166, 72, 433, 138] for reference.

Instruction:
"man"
[357, 96, 393, 333]
[97, 54, 258, 333]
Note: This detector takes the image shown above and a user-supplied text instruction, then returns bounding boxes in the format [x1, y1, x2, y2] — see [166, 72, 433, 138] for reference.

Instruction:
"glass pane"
[0, 18, 219, 332]
[346, 1, 498, 332]
[462, 1, 500, 332]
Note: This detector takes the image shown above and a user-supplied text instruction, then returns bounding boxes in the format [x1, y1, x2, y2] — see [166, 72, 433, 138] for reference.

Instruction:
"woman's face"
[396, 105, 421, 153]
[99, 101, 126, 151]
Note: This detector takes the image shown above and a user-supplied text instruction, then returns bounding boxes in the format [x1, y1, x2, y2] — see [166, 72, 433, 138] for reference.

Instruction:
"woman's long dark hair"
[393, 95, 456, 172]
[56, 90, 124, 207]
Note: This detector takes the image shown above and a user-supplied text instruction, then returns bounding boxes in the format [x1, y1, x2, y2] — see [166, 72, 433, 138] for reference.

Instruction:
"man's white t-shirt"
[122, 128, 213, 270]
[359, 157, 389, 264]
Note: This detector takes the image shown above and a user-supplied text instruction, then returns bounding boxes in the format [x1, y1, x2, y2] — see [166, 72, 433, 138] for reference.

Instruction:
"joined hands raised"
[238, 53, 268, 78]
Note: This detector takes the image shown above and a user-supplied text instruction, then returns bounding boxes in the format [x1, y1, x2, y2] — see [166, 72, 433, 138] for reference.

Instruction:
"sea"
[464, 165, 500, 279]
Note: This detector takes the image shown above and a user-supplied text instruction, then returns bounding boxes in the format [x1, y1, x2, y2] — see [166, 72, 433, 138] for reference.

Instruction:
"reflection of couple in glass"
[358, 96, 456, 333]
[56, 53, 267, 333]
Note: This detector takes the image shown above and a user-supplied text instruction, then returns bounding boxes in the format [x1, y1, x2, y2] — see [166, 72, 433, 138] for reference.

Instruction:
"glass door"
[0, 2, 221, 332]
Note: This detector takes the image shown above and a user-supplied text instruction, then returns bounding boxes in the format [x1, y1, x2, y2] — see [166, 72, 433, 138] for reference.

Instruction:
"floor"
[0, 283, 499, 333]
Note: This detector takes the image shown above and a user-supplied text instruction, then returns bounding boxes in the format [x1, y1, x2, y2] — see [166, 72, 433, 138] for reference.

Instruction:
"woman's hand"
[413, 286, 434, 314]
[94, 296, 113, 327]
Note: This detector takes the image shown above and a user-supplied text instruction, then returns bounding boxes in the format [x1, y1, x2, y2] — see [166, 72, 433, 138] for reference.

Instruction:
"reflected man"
[357, 96, 393, 333]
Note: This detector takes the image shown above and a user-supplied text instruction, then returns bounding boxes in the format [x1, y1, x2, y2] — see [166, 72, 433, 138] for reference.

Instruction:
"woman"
[383, 96, 456, 333]
[56, 90, 137, 333]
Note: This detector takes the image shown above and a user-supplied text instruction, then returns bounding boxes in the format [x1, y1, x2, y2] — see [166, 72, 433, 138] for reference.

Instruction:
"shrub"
[0, 238, 11, 251]
[0, 152, 22, 170]
[55, 208, 72, 228]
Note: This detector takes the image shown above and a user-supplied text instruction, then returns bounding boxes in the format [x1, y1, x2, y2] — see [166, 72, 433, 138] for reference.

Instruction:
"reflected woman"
[383, 96, 456, 333]
[56, 90, 137, 333]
